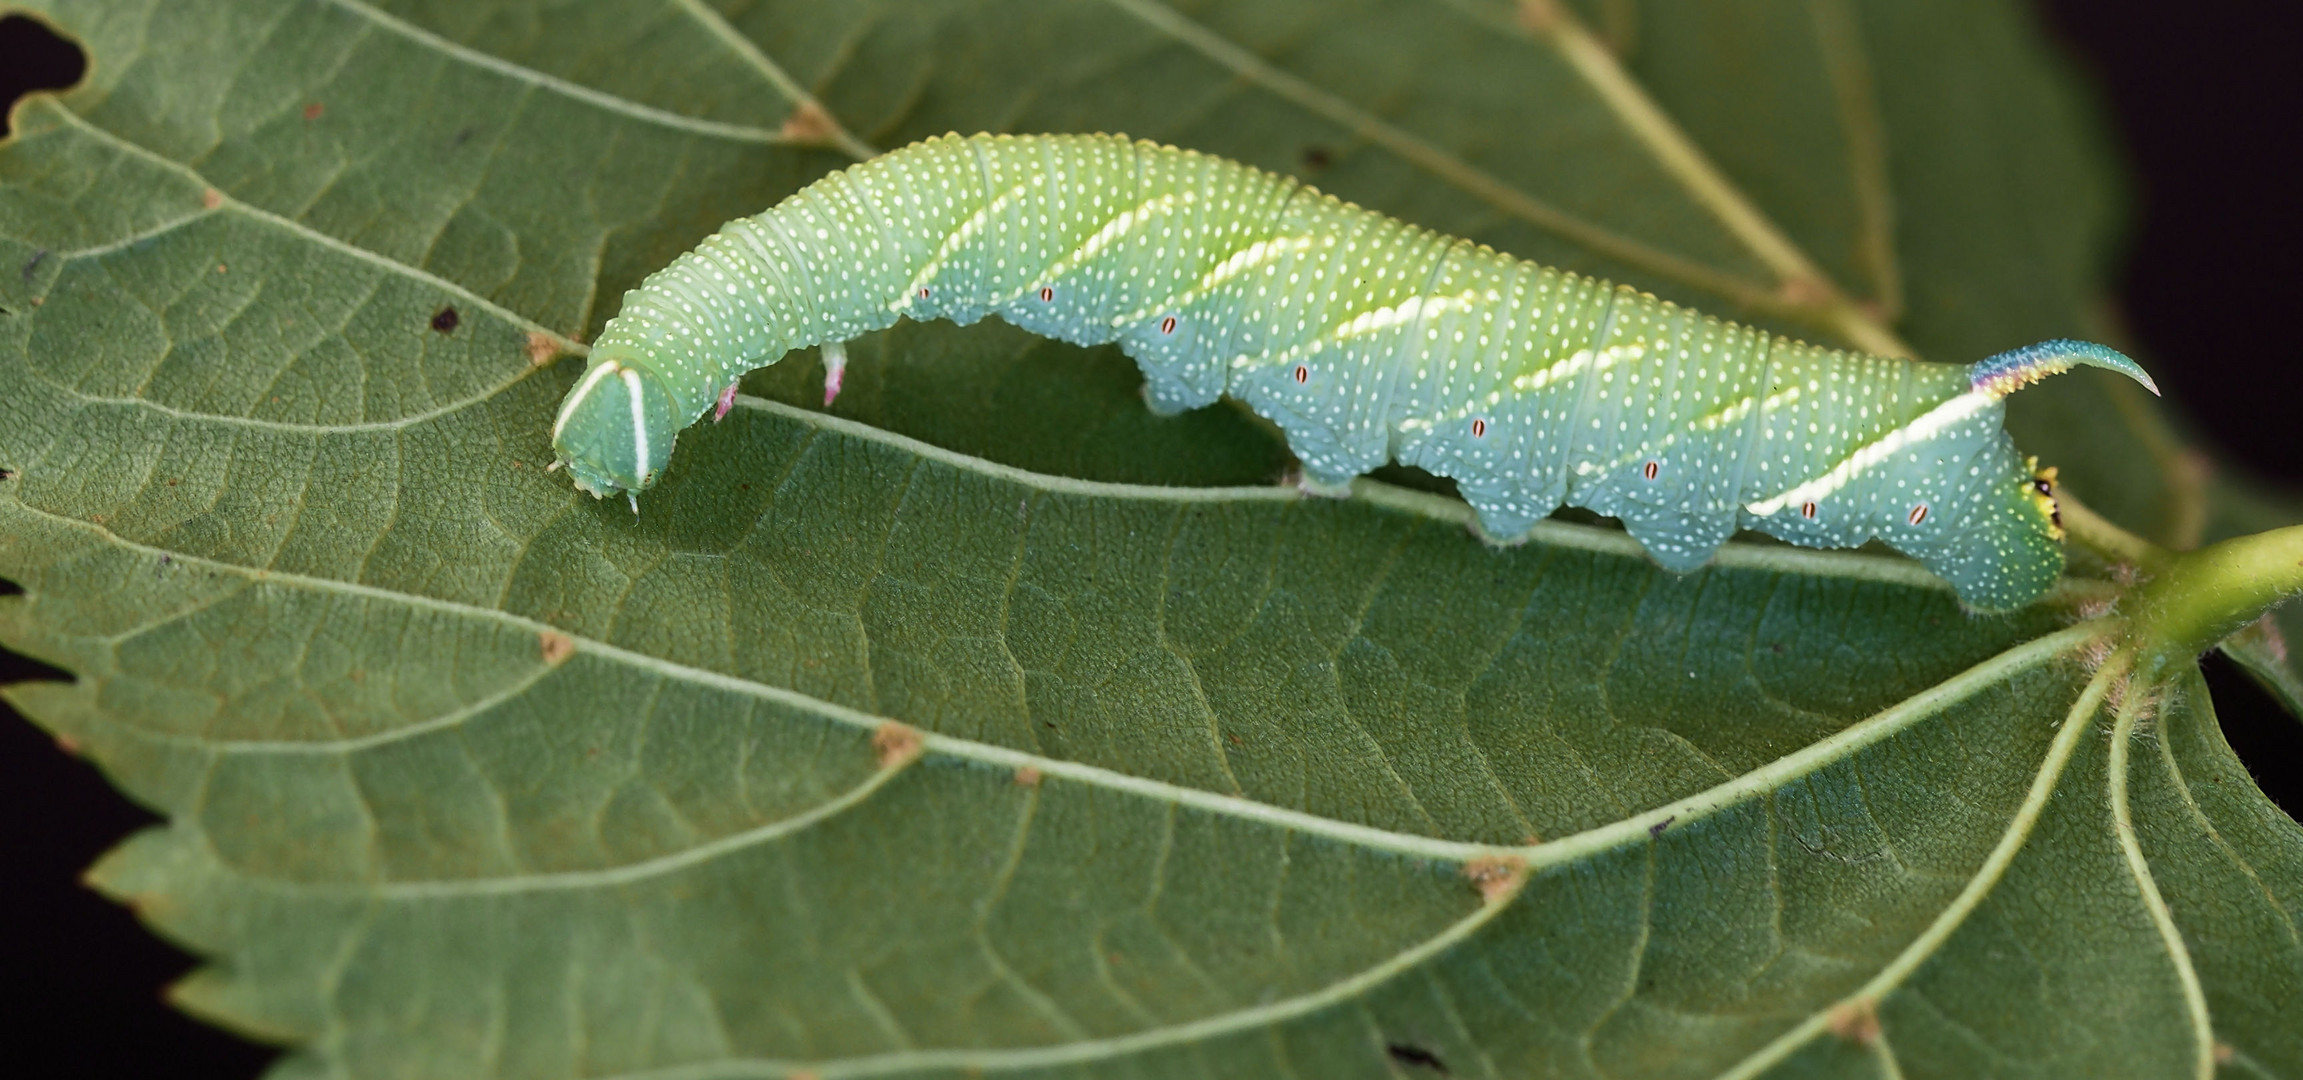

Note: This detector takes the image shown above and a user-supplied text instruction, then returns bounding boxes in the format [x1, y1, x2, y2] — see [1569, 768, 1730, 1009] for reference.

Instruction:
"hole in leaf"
[0, 15, 88, 135]
[1386, 1043, 1448, 1073]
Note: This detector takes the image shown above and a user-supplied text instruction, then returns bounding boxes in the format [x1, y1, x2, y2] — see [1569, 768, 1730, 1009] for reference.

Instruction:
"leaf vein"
[4, 507, 2105, 883]
[319, 0, 794, 145]
[2106, 687, 2217, 1077]
[1093, 0, 1785, 315]
[1710, 650, 2126, 1079]
[666, 0, 879, 161]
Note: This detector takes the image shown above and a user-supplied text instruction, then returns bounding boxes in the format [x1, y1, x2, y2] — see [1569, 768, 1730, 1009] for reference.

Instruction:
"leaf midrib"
[9, 495, 2107, 883]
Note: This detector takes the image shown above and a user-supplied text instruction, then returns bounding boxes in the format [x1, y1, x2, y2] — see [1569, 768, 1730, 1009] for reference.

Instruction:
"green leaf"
[4, 1, 2300, 1077]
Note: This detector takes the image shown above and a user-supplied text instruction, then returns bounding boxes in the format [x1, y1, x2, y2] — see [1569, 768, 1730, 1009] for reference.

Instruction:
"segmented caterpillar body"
[551, 133, 2155, 611]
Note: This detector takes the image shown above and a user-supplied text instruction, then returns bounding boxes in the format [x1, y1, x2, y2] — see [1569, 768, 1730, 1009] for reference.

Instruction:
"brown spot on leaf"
[1301, 144, 1332, 169]
[201, 188, 223, 210]
[1461, 855, 1527, 903]
[215, 263, 227, 273]
[539, 630, 576, 666]
[302, 102, 323, 121]
[430, 306, 460, 334]
[54, 734, 80, 756]
[779, 101, 839, 145]
[1013, 765, 1043, 788]
[872, 722, 923, 769]
[525, 330, 561, 366]
[1826, 998, 1880, 1044]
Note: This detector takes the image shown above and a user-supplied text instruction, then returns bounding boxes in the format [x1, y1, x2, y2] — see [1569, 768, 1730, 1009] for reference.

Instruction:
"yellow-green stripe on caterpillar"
[551, 132, 2156, 612]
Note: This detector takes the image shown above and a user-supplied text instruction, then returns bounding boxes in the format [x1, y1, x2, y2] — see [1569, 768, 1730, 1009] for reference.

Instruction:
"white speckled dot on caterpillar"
[550, 132, 2156, 611]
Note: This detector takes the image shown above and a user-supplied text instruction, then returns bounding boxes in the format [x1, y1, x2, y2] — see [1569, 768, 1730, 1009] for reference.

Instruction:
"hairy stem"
[2129, 524, 2303, 679]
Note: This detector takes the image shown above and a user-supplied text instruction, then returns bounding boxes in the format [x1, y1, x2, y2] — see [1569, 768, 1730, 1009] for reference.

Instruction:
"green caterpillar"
[551, 132, 2154, 611]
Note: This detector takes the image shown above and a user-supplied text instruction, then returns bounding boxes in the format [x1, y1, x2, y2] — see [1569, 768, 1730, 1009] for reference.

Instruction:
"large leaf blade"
[5, 0, 2301, 1076]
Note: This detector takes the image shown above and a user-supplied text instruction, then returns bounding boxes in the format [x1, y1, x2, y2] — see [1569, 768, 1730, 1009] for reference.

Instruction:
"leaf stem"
[2129, 523, 2303, 679]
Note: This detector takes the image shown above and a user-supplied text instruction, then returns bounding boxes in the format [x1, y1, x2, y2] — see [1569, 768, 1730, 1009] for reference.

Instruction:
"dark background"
[2, 4, 2299, 1074]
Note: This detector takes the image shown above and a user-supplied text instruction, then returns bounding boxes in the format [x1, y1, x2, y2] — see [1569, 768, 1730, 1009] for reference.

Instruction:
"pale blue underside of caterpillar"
[550, 132, 2156, 612]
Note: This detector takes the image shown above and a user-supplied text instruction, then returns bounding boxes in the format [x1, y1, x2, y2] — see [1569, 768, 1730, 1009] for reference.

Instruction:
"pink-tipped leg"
[712, 380, 740, 422]
[822, 340, 849, 406]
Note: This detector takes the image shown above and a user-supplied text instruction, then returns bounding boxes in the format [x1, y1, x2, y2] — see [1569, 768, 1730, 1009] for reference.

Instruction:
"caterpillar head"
[1910, 450, 2070, 614]
[550, 354, 680, 505]
[2027, 462, 2063, 539]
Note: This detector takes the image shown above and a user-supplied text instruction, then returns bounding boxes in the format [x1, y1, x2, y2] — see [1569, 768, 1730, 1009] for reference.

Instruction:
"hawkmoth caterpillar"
[551, 133, 2155, 611]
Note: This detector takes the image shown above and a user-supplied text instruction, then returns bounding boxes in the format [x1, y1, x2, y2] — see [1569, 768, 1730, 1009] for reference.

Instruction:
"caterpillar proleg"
[551, 133, 2156, 611]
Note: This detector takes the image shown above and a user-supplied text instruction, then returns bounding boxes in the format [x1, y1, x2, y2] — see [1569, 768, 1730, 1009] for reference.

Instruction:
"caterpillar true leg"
[549, 133, 2156, 611]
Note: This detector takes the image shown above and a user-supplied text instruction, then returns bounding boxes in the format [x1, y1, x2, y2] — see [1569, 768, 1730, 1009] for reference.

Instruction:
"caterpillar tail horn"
[1969, 339, 2159, 398]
